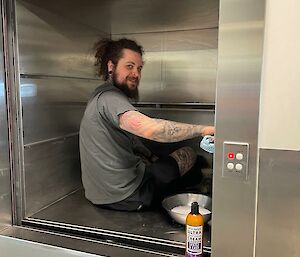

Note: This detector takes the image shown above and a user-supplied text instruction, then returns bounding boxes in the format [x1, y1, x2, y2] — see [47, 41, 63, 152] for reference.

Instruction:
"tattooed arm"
[119, 111, 214, 143]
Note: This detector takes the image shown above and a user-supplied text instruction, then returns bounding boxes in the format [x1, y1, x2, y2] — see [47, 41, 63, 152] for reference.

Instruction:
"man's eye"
[127, 65, 133, 69]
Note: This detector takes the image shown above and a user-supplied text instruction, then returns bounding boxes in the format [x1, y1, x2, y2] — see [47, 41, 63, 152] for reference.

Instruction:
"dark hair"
[94, 38, 144, 80]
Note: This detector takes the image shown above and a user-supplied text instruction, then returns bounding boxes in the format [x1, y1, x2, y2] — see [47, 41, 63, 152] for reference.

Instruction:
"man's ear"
[107, 60, 114, 73]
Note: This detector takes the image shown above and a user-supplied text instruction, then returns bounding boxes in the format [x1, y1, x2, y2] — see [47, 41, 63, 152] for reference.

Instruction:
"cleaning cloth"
[200, 135, 215, 154]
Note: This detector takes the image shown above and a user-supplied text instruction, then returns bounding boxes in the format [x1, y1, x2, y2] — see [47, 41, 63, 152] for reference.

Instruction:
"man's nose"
[131, 68, 140, 78]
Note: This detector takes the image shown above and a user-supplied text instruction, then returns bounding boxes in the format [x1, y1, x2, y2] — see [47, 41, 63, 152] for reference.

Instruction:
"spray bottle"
[186, 202, 204, 257]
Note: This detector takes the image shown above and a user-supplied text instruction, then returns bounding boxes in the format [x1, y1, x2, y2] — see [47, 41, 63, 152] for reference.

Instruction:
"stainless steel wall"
[0, 0, 12, 230]
[111, 0, 219, 104]
[17, 0, 219, 217]
[212, 0, 265, 257]
[256, 149, 300, 257]
[16, 0, 105, 217]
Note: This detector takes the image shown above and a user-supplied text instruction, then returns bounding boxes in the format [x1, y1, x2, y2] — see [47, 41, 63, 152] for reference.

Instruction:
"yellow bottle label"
[186, 225, 203, 255]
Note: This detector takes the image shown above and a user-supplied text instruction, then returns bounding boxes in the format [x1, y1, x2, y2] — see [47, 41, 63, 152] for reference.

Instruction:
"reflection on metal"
[20, 83, 37, 97]
[16, 1, 105, 79]
[20, 0, 111, 35]
[24, 136, 81, 217]
[212, 0, 265, 257]
[0, 0, 12, 229]
[110, 0, 219, 34]
[256, 149, 300, 257]
[2, 0, 25, 225]
[20, 77, 99, 145]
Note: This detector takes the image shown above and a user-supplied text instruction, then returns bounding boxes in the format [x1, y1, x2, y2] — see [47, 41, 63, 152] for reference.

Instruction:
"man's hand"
[200, 126, 215, 136]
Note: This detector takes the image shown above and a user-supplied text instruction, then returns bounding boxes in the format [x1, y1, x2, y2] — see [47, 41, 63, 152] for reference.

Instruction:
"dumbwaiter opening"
[15, 0, 218, 256]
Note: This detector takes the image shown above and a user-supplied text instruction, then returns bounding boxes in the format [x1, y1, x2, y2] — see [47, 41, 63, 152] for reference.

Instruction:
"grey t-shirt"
[79, 82, 145, 204]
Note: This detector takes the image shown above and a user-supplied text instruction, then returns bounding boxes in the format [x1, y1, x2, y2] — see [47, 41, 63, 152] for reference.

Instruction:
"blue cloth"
[200, 135, 215, 154]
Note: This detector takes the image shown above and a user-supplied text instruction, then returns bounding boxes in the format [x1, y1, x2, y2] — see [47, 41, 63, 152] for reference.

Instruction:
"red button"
[227, 152, 235, 160]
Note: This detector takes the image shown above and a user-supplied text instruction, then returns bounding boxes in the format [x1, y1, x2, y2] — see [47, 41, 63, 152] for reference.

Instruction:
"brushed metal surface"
[16, 1, 105, 78]
[113, 28, 218, 103]
[18, 0, 111, 34]
[21, 0, 218, 35]
[28, 189, 211, 254]
[110, 0, 219, 34]
[141, 108, 214, 125]
[24, 135, 81, 217]
[0, 0, 12, 229]
[0, 5, 8, 222]
[212, 0, 265, 257]
[1, 226, 181, 257]
[0, 234, 104, 257]
[256, 149, 300, 257]
[21, 77, 100, 145]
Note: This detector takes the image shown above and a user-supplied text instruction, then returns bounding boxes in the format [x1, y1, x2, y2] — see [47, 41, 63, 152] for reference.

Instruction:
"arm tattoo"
[152, 119, 204, 142]
[119, 111, 209, 143]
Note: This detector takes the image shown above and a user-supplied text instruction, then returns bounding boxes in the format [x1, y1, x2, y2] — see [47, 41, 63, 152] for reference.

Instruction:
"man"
[79, 38, 215, 211]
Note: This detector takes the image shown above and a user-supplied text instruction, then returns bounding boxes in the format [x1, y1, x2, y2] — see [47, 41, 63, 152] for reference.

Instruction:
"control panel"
[222, 142, 249, 180]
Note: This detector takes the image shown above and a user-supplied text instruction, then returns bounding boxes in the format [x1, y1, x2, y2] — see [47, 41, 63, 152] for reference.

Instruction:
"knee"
[169, 146, 197, 176]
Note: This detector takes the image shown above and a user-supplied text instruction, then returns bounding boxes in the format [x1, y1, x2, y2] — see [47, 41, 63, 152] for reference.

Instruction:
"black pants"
[100, 156, 180, 211]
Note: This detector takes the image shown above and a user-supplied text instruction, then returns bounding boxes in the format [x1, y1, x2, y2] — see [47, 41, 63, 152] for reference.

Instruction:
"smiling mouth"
[128, 79, 138, 86]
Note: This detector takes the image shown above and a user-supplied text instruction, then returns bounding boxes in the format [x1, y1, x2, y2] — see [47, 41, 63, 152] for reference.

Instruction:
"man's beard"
[112, 74, 139, 101]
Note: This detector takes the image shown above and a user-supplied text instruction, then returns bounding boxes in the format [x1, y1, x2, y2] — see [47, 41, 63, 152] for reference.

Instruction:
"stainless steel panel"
[19, 0, 111, 35]
[24, 135, 81, 217]
[111, 0, 219, 34]
[21, 0, 218, 35]
[141, 108, 214, 125]
[0, 0, 12, 228]
[256, 149, 300, 257]
[16, 1, 106, 78]
[212, 0, 265, 257]
[114, 29, 218, 103]
[21, 77, 100, 145]
[0, 234, 104, 257]
[162, 49, 217, 103]
[2, 227, 178, 257]
[28, 189, 211, 254]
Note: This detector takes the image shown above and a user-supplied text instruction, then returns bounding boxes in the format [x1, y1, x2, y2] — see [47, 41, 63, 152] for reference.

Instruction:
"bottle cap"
[191, 202, 199, 215]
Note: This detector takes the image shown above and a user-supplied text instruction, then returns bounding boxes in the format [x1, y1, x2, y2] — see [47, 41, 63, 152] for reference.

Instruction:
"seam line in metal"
[20, 73, 101, 81]
[24, 132, 79, 148]
[12, 226, 181, 257]
[112, 26, 219, 35]
[23, 217, 185, 247]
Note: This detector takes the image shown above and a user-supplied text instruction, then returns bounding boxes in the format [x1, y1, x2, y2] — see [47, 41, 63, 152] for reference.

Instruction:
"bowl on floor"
[162, 193, 212, 225]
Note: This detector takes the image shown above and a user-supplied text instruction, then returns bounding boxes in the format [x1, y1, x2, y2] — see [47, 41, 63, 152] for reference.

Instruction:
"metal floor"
[26, 188, 211, 253]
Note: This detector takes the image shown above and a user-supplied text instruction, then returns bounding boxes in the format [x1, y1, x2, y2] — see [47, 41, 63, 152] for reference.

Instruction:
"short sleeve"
[97, 91, 137, 127]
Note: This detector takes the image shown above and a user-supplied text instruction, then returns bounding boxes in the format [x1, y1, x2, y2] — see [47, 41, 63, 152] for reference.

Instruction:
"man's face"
[112, 49, 143, 100]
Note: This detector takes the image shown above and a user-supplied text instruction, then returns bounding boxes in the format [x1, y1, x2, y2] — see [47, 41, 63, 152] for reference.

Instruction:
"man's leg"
[169, 146, 197, 176]
[99, 146, 197, 211]
[145, 146, 197, 202]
